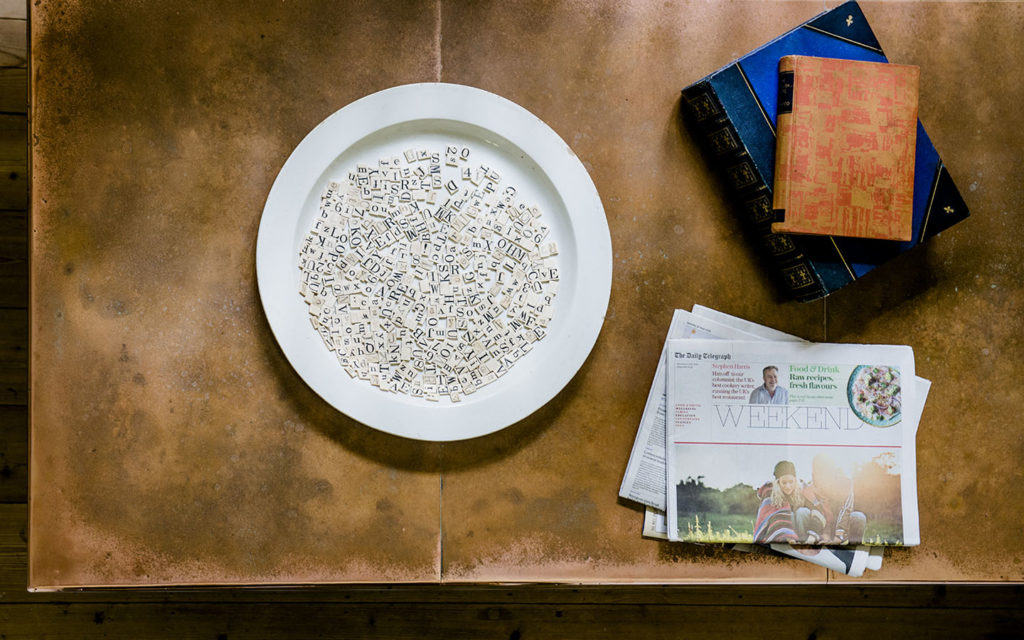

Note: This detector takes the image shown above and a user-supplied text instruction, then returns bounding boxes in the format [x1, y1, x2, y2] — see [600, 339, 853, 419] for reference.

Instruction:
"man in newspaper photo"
[749, 365, 789, 404]
[799, 453, 867, 545]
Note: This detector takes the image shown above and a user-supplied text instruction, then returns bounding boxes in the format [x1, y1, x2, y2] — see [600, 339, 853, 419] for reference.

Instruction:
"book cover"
[680, 0, 968, 301]
[664, 339, 922, 547]
[772, 56, 920, 241]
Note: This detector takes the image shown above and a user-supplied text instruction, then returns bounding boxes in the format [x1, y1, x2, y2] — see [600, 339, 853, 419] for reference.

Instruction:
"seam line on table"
[436, 0, 443, 585]
[439, 470, 444, 583]
[435, 1, 442, 82]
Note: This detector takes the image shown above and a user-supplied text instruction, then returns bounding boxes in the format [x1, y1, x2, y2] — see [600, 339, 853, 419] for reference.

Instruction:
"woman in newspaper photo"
[799, 453, 867, 545]
[753, 460, 805, 543]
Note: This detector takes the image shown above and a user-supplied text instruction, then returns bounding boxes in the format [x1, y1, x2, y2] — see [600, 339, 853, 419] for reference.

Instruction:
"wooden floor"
[1, 7, 1022, 639]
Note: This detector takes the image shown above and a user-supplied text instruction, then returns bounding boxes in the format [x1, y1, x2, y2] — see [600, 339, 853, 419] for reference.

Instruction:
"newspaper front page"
[618, 310, 797, 509]
[665, 339, 920, 547]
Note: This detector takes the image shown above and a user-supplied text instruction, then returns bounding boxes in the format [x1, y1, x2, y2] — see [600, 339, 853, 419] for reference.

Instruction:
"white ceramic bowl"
[257, 83, 612, 441]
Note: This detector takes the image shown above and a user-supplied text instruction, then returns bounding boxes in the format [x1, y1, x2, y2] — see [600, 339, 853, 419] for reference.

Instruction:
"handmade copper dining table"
[27, 1, 1024, 587]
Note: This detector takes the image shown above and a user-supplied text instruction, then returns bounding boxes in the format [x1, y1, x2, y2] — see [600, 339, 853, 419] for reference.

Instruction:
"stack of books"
[680, 0, 969, 301]
[619, 306, 929, 577]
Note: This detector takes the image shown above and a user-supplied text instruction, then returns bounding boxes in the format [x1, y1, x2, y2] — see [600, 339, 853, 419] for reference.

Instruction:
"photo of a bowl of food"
[847, 365, 902, 427]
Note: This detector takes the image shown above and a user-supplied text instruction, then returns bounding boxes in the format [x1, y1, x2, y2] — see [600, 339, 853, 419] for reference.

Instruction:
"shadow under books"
[824, 242, 940, 341]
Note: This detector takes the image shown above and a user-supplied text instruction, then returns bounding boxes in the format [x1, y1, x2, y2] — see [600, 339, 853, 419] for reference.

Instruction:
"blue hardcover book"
[681, 0, 969, 301]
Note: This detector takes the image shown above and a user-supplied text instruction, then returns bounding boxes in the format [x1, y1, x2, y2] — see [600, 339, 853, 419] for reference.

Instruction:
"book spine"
[771, 56, 797, 231]
[680, 80, 826, 301]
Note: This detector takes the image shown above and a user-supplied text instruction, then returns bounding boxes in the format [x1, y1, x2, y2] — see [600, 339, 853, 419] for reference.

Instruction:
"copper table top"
[29, 1, 1024, 587]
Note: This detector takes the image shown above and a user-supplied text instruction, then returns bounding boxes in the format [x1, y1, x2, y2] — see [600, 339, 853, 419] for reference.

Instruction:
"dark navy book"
[681, 0, 969, 301]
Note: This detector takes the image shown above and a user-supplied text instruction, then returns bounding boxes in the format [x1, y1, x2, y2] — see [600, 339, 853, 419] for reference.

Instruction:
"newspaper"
[642, 506, 669, 539]
[731, 543, 884, 577]
[691, 307, 928, 572]
[618, 310, 796, 509]
[641, 506, 883, 576]
[625, 307, 928, 572]
[691, 304, 800, 342]
[665, 338, 920, 546]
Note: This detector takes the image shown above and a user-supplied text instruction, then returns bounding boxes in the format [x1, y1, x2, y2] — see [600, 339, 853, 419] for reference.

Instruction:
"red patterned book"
[772, 55, 920, 241]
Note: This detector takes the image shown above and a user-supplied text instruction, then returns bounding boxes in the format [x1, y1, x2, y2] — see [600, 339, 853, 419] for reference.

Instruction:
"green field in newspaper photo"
[674, 446, 904, 545]
[863, 520, 905, 545]
[675, 478, 757, 542]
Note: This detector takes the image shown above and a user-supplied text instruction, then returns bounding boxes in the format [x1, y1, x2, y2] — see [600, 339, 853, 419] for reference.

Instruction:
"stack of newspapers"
[619, 305, 928, 577]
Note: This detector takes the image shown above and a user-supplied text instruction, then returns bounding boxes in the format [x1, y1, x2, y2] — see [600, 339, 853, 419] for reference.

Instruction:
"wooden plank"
[0, 113, 25, 210]
[0, 67, 26, 113]
[0, 503, 25, 592]
[0, 405, 25, 502]
[0, 306, 25, 405]
[5, 584, 1017, 608]
[0, 600, 1020, 639]
[0, 160, 25, 209]
[0, 362, 24, 404]
[0, 209, 27, 308]
[0, 307, 26, 363]
[0, 1, 27, 21]
[0, 111, 25, 158]
[0, 18, 25, 68]
[0, 308, 29, 407]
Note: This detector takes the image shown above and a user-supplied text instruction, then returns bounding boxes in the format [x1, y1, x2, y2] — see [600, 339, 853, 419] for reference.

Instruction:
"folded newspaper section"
[642, 503, 882, 577]
[665, 339, 920, 547]
[621, 306, 929, 576]
[731, 543, 884, 577]
[618, 310, 804, 510]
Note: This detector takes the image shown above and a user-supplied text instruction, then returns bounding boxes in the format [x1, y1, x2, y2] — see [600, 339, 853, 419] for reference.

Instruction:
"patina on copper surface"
[29, 0, 446, 587]
[30, 0, 1024, 587]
